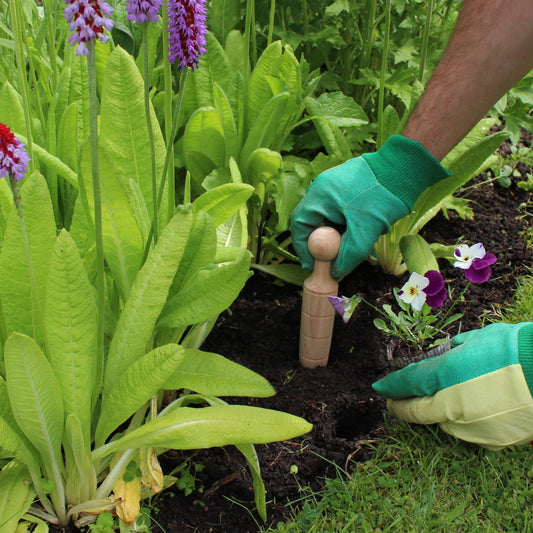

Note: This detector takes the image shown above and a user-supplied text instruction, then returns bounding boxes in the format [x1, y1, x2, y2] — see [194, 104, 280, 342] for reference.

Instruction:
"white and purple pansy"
[453, 243, 497, 283]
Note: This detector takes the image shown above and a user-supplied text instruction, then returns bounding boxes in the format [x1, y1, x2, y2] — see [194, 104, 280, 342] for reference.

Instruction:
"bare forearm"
[403, 0, 533, 161]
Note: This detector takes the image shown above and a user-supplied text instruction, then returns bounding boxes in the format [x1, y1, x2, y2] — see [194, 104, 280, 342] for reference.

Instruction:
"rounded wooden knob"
[307, 227, 341, 262]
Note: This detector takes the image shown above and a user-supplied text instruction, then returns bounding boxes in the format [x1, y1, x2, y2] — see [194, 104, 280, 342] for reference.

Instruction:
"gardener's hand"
[372, 322, 533, 449]
[290, 135, 450, 279]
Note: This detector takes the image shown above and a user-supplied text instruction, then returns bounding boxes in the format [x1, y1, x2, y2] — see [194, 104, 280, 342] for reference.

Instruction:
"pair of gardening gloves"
[291, 135, 533, 450]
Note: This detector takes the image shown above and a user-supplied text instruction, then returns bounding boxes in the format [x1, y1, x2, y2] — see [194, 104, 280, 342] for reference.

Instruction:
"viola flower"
[454, 243, 497, 283]
[423, 270, 447, 308]
[0, 123, 30, 183]
[166, 0, 207, 69]
[64, 0, 114, 56]
[126, 0, 162, 23]
[397, 272, 429, 311]
[328, 295, 361, 323]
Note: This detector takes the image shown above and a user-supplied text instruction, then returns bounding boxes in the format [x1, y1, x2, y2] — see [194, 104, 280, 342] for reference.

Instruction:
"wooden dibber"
[299, 227, 342, 368]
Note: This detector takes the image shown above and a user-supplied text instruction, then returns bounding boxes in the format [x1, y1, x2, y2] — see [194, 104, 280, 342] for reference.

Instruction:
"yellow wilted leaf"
[113, 465, 142, 524]
[140, 447, 164, 494]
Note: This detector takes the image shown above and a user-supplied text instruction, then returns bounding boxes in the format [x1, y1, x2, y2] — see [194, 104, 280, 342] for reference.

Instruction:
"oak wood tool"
[299, 226, 342, 368]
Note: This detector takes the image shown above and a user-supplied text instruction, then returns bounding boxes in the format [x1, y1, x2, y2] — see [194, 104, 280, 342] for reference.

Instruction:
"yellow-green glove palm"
[372, 323, 533, 450]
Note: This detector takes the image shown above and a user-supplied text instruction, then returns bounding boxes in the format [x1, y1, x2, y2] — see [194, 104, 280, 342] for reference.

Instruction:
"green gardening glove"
[372, 323, 533, 450]
[290, 135, 451, 278]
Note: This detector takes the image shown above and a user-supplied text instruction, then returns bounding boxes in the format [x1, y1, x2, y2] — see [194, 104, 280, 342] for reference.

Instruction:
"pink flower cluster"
[125, 0, 163, 23]
[64, 0, 114, 56]
[0, 123, 30, 182]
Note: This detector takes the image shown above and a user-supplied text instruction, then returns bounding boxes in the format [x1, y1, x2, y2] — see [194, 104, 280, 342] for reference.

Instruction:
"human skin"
[403, 0, 533, 161]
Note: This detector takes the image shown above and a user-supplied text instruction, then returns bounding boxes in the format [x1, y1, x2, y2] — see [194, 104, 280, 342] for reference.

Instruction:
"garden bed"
[147, 169, 532, 532]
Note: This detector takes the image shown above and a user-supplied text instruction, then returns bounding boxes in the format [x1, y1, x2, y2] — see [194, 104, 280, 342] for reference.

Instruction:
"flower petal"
[469, 243, 486, 260]
[327, 296, 347, 317]
[425, 287, 447, 308]
[465, 265, 492, 283]
[423, 270, 444, 296]
[472, 253, 497, 270]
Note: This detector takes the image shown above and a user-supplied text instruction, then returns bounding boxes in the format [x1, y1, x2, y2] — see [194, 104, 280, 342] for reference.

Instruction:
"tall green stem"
[267, 0, 276, 46]
[87, 43, 105, 394]
[376, 0, 391, 149]
[143, 23, 159, 243]
[9, 0, 34, 166]
[418, 0, 434, 82]
[162, 2, 176, 220]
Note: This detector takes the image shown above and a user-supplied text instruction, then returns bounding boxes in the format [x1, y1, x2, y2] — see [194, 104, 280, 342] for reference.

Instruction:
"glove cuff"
[362, 135, 452, 210]
[518, 322, 533, 396]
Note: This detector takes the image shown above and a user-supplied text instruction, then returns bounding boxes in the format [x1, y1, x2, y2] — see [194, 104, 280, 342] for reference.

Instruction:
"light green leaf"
[247, 41, 282, 131]
[0, 81, 25, 136]
[0, 462, 35, 533]
[207, 0, 241, 44]
[0, 172, 56, 340]
[79, 142, 144, 302]
[192, 182, 254, 226]
[165, 349, 275, 397]
[194, 32, 233, 107]
[305, 92, 368, 127]
[399, 234, 439, 275]
[169, 210, 217, 294]
[96, 405, 312, 456]
[104, 207, 194, 394]
[183, 107, 227, 186]
[240, 93, 289, 166]
[213, 83, 238, 160]
[272, 171, 304, 232]
[5, 333, 64, 481]
[99, 46, 166, 219]
[158, 246, 251, 328]
[96, 344, 185, 446]
[244, 149, 282, 191]
[45, 230, 97, 434]
[251, 263, 308, 286]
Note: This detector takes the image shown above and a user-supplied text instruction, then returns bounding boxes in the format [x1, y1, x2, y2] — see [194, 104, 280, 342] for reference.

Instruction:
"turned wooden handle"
[299, 227, 341, 368]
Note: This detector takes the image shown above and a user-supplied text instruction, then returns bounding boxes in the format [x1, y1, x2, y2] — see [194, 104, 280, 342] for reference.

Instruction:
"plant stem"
[143, 23, 159, 243]
[417, 0, 434, 82]
[87, 42, 106, 398]
[267, 0, 276, 46]
[9, 0, 34, 166]
[376, 0, 391, 149]
[435, 281, 470, 331]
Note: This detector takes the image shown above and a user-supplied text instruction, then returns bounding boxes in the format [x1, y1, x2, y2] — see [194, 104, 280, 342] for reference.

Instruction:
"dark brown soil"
[147, 164, 533, 531]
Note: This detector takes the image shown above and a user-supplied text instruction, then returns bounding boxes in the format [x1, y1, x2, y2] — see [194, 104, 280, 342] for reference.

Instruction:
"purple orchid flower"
[126, 0, 163, 23]
[454, 243, 497, 283]
[0, 123, 30, 182]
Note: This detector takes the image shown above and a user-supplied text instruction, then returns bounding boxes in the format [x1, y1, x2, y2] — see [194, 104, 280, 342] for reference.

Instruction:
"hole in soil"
[335, 401, 380, 440]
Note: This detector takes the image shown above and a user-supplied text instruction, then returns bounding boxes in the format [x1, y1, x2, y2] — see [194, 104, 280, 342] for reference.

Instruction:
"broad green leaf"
[0, 81, 25, 135]
[169, 210, 217, 295]
[14, 135, 78, 188]
[213, 83, 238, 160]
[194, 32, 233, 106]
[45, 230, 97, 434]
[252, 263, 308, 286]
[247, 41, 282, 131]
[240, 93, 289, 166]
[192, 182, 254, 226]
[381, 105, 400, 140]
[207, 0, 241, 44]
[224, 30, 246, 73]
[57, 103, 80, 174]
[165, 349, 275, 397]
[216, 209, 248, 248]
[399, 234, 439, 275]
[64, 414, 96, 506]
[104, 207, 194, 394]
[99, 46, 166, 220]
[272, 171, 304, 232]
[80, 142, 144, 302]
[305, 92, 368, 127]
[0, 172, 56, 340]
[304, 96, 352, 159]
[97, 405, 312, 456]
[0, 462, 35, 532]
[245, 149, 282, 192]
[96, 344, 185, 446]
[0, 177, 13, 246]
[183, 107, 226, 186]
[158, 246, 250, 328]
[5, 333, 64, 484]
[68, 54, 90, 144]
[128, 178, 151, 241]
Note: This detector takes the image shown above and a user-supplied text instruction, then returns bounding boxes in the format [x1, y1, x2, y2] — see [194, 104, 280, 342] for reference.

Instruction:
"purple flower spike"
[423, 270, 447, 308]
[166, 0, 207, 70]
[64, 0, 114, 56]
[0, 123, 30, 182]
[465, 252, 497, 283]
[126, 0, 163, 23]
